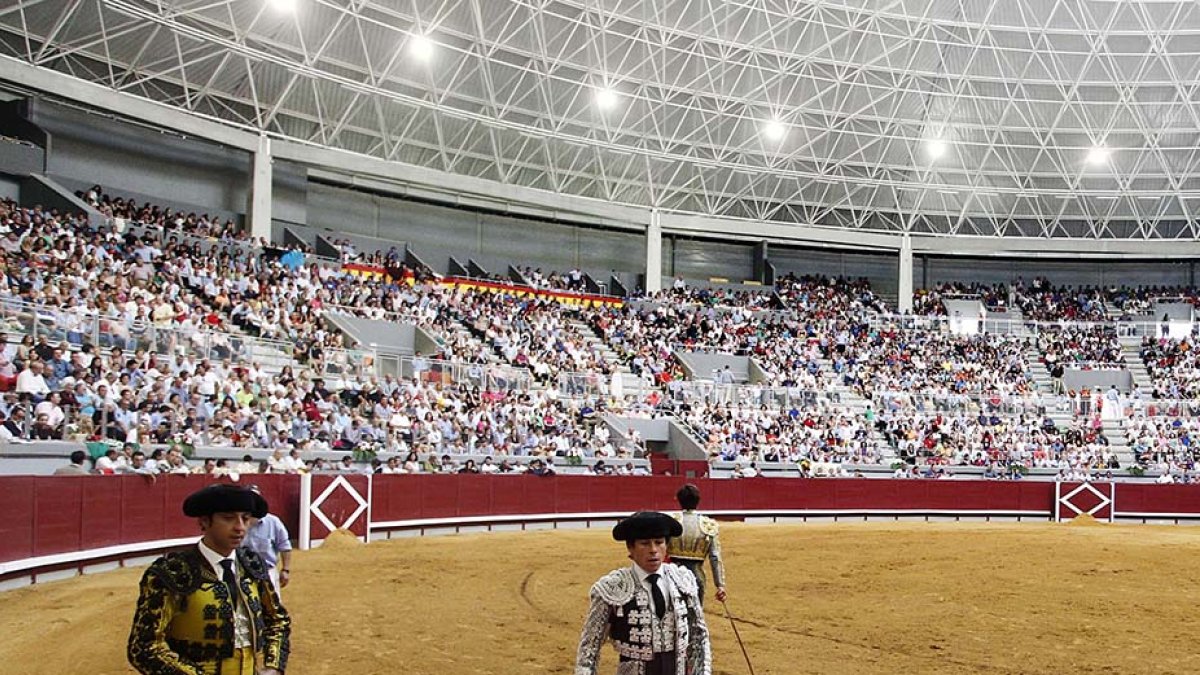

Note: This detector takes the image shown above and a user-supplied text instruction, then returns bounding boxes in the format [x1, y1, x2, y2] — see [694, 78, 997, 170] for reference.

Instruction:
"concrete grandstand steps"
[245, 341, 295, 374]
[563, 316, 635, 379]
[442, 320, 503, 365]
[982, 306, 1026, 336]
[1118, 336, 1151, 393]
[1100, 418, 1139, 468]
[875, 288, 899, 312]
[811, 354, 873, 414]
[1041, 410, 1138, 468]
[567, 317, 658, 397]
[1024, 344, 1054, 395]
[808, 353, 891, 458]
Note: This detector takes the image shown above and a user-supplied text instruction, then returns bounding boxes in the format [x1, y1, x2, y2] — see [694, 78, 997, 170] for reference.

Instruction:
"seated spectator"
[527, 458, 555, 476]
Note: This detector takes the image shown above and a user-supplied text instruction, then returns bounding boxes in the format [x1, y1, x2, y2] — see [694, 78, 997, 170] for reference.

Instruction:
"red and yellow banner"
[342, 263, 416, 285]
[441, 276, 624, 308]
[339, 264, 623, 307]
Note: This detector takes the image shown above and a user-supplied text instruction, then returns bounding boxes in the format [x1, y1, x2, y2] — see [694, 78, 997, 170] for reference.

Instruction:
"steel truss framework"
[4, 0, 1200, 239]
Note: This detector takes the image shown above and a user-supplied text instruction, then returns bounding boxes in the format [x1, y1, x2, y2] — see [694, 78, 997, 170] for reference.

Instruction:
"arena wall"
[5, 475, 1200, 590]
[919, 255, 1197, 288]
[0, 475, 301, 589]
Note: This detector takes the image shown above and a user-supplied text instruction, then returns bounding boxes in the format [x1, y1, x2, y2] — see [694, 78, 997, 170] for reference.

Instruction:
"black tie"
[646, 573, 666, 618]
[220, 559, 239, 601]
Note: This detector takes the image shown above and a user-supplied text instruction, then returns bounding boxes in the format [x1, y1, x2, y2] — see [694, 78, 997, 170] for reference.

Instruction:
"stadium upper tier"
[12, 0, 1200, 240]
[3, 192, 1200, 480]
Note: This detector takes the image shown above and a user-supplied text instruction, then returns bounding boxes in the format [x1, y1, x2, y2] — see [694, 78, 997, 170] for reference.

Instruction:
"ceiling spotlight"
[763, 120, 786, 141]
[268, 0, 297, 11]
[595, 88, 619, 110]
[409, 34, 434, 61]
[1087, 146, 1109, 165]
[927, 139, 948, 159]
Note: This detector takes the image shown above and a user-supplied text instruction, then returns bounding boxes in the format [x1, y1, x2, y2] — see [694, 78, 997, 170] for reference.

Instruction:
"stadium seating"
[3, 191, 1200, 480]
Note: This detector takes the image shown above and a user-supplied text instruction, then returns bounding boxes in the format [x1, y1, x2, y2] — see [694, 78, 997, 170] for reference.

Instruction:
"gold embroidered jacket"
[127, 545, 291, 674]
[669, 511, 725, 590]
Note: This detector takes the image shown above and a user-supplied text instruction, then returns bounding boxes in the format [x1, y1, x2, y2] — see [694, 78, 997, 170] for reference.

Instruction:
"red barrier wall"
[367, 476, 1061, 524]
[11, 475, 1200, 580]
[0, 475, 302, 567]
[1108, 483, 1200, 516]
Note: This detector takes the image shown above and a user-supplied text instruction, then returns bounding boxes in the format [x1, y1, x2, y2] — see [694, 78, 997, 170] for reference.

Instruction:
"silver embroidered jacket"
[669, 511, 725, 591]
[575, 562, 711, 675]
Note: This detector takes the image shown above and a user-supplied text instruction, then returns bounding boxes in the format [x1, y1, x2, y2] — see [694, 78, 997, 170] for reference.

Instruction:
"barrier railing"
[868, 312, 1186, 340]
[0, 297, 388, 395]
[873, 391, 1053, 416]
[0, 297, 299, 367]
[1120, 398, 1200, 418]
[666, 380, 837, 408]
[371, 353, 532, 392]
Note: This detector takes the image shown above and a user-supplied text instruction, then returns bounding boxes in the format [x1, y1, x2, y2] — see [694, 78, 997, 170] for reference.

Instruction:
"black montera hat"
[612, 511, 682, 542]
[182, 484, 269, 518]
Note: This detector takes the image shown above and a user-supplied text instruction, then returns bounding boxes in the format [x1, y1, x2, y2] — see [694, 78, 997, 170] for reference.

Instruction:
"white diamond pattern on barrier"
[310, 476, 368, 536]
[1059, 482, 1112, 517]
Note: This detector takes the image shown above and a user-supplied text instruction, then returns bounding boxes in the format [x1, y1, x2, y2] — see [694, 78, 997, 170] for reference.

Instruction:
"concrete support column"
[753, 240, 769, 284]
[898, 233, 914, 314]
[646, 209, 663, 293]
[248, 134, 272, 242]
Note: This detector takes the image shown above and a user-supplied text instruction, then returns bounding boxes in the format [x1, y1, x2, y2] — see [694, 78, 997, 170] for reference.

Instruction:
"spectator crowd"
[10, 190, 1200, 480]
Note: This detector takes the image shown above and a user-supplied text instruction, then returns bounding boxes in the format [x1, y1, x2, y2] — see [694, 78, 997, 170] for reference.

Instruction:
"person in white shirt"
[267, 448, 290, 474]
[379, 456, 405, 474]
[15, 361, 50, 401]
[95, 448, 122, 474]
[479, 456, 500, 474]
[34, 392, 65, 429]
[282, 448, 306, 473]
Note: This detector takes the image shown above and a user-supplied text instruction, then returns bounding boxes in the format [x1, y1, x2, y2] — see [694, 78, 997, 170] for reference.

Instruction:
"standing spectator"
[480, 456, 500, 474]
[122, 451, 157, 477]
[0, 410, 16, 442]
[1050, 361, 1066, 395]
[528, 458, 556, 476]
[54, 449, 91, 475]
[402, 451, 421, 474]
[412, 351, 429, 383]
[30, 411, 61, 440]
[243, 487, 294, 596]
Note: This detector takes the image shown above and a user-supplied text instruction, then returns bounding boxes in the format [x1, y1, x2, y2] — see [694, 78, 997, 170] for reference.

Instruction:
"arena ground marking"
[307, 475, 369, 546]
[1055, 482, 1114, 523]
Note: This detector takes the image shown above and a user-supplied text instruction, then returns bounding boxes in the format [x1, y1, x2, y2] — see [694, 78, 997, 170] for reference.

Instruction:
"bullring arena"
[5, 475, 1200, 674]
[8, 0, 1200, 673]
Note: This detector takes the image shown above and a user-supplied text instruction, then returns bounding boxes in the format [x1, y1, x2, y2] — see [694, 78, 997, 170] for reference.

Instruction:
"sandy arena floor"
[2, 519, 1199, 674]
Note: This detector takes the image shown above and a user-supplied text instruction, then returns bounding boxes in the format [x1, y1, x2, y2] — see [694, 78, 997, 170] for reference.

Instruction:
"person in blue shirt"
[242, 487, 294, 596]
